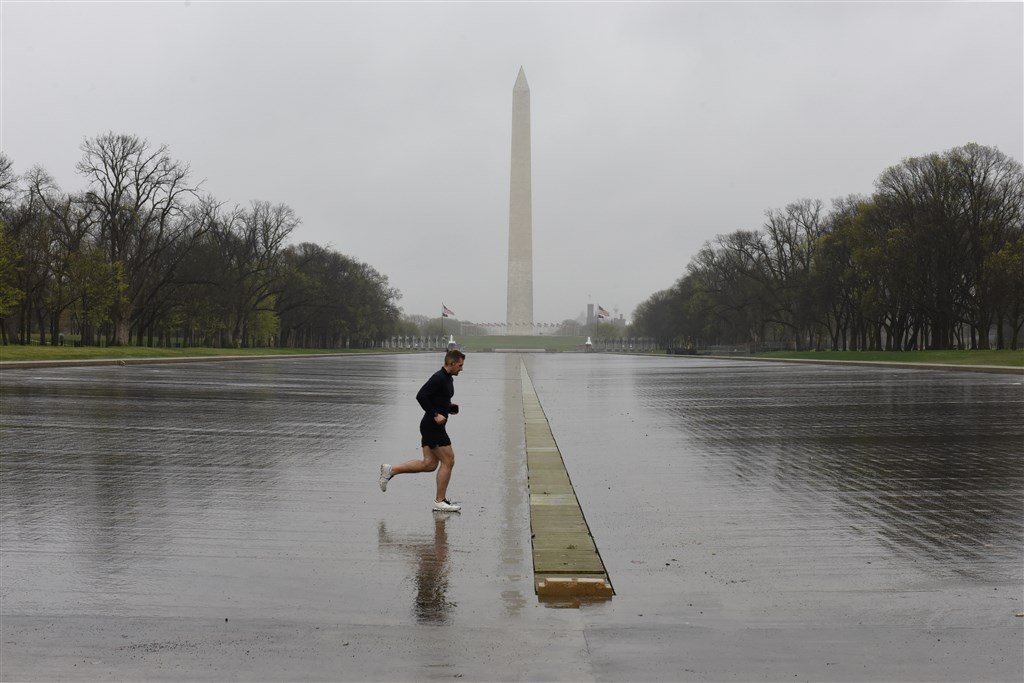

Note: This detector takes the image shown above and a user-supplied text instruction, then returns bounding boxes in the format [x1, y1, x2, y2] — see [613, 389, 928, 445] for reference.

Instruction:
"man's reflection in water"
[378, 513, 453, 623]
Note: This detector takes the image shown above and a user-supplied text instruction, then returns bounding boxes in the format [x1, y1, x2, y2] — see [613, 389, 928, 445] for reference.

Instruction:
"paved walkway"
[1, 353, 1021, 681]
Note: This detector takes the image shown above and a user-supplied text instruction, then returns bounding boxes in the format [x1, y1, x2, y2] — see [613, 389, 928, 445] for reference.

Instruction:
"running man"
[379, 349, 465, 512]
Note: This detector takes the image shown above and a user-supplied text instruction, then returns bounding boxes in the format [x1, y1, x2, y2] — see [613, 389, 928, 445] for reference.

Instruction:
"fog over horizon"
[3, 2, 1021, 326]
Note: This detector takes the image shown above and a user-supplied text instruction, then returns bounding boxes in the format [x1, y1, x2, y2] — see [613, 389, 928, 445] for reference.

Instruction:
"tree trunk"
[978, 311, 991, 349]
[35, 305, 47, 346]
[112, 316, 130, 346]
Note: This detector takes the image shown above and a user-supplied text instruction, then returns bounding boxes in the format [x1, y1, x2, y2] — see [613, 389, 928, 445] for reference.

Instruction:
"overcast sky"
[3, 2, 1022, 326]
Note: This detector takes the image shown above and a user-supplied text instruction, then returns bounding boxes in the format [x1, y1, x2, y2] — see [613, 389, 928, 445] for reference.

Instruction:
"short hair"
[445, 349, 466, 364]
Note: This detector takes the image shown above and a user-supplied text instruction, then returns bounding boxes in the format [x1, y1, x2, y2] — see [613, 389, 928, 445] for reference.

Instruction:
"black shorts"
[419, 414, 452, 448]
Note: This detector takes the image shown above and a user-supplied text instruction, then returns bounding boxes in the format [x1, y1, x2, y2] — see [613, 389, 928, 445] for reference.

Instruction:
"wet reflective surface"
[528, 356, 1023, 681]
[1, 356, 533, 624]
[2, 354, 1021, 681]
[530, 357, 1023, 583]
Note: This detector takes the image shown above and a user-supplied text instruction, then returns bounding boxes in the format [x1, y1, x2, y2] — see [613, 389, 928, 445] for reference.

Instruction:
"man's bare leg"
[390, 447, 439, 476]
[432, 445, 455, 502]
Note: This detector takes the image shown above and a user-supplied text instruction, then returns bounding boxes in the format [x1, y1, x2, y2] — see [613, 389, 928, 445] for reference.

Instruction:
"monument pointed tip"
[514, 66, 529, 90]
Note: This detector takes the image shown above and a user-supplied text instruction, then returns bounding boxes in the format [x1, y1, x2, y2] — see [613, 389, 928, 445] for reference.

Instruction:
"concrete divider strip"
[519, 359, 613, 603]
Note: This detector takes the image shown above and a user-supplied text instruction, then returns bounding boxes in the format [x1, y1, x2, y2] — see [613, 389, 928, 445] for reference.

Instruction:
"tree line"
[0, 132, 403, 348]
[633, 143, 1024, 351]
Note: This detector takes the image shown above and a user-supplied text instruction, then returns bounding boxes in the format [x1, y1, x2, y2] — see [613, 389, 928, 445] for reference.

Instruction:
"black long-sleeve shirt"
[416, 368, 454, 418]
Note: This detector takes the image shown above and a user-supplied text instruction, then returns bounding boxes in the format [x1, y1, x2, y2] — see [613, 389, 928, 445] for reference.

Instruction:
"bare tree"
[873, 144, 1024, 349]
[949, 143, 1024, 348]
[209, 201, 298, 347]
[0, 152, 18, 214]
[76, 132, 201, 345]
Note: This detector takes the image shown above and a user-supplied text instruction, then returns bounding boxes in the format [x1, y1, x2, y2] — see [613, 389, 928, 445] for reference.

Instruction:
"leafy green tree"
[986, 237, 1024, 348]
[66, 247, 127, 346]
[870, 143, 1024, 349]
[636, 144, 1023, 352]
[0, 151, 23, 339]
[5, 174, 54, 344]
[0, 153, 20, 343]
[0, 222, 24, 344]
[207, 201, 297, 347]
[948, 144, 1024, 349]
[248, 300, 280, 348]
[276, 243, 400, 348]
[633, 289, 681, 348]
[394, 316, 422, 338]
[401, 314, 431, 335]
[557, 318, 582, 336]
[812, 196, 867, 350]
[21, 167, 94, 345]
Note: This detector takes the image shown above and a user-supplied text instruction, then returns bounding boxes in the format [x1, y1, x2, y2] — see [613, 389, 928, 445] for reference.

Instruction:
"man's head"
[444, 349, 466, 375]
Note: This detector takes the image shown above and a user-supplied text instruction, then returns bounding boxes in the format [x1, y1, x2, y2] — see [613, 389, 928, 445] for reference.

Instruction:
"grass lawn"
[0, 345, 396, 362]
[3, 339, 1021, 368]
[754, 349, 1024, 367]
[0, 335, 588, 362]
[456, 335, 586, 352]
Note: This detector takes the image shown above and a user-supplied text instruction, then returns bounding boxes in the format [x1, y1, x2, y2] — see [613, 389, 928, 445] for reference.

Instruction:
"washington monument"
[506, 67, 533, 336]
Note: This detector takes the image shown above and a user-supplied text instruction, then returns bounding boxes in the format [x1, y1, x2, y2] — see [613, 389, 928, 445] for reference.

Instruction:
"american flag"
[597, 305, 610, 319]
[442, 304, 455, 318]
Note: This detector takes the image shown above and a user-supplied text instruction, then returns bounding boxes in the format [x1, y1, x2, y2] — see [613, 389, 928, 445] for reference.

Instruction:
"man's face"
[446, 358, 465, 375]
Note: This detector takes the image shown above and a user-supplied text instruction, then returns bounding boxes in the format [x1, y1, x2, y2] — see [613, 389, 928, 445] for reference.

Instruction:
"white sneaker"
[378, 464, 392, 492]
[432, 498, 461, 512]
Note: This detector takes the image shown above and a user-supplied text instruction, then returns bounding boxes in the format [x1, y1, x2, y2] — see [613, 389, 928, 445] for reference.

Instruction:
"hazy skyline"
[3, 2, 1021, 326]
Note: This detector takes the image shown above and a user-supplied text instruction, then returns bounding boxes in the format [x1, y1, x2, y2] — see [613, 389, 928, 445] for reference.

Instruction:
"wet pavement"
[1, 353, 1021, 682]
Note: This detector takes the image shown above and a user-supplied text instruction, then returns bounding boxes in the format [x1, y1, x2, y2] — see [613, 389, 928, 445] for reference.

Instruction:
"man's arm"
[415, 373, 446, 416]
